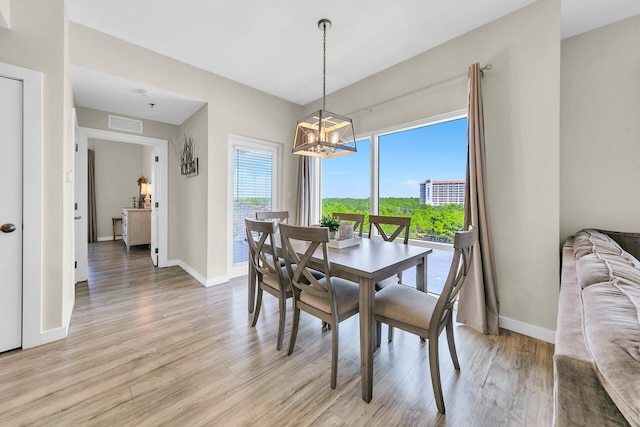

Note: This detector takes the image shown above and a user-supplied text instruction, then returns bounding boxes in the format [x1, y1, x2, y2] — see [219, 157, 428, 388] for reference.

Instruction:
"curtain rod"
[344, 63, 492, 116]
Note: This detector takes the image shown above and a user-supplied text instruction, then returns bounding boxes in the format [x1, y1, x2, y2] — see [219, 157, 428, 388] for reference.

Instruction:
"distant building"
[420, 178, 466, 206]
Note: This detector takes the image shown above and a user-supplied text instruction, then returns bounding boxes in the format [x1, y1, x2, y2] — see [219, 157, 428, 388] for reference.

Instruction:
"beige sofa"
[555, 229, 640, 426]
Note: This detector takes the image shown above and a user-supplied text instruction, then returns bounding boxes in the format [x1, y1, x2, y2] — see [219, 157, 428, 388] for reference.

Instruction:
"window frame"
[318, 108, 467, 250]
[228, 134, 282, 275]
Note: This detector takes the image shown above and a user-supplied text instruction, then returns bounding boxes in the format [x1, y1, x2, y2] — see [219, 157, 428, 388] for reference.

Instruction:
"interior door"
[73, 110, 88, 282]
[149, 147, 159, 266]
[0, 75, 23, 352]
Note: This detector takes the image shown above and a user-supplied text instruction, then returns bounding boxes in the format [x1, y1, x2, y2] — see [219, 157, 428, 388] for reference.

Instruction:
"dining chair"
[368, 214, 410, 245]
[332, 212, 365, 237]
[255, 210, 289, 232]
[279, 223, 360, 389]
[245, 218, 291, 350]
[374, 227, 477, 414]
[369, 214, 412, 340]
[256, 210, 289, 267]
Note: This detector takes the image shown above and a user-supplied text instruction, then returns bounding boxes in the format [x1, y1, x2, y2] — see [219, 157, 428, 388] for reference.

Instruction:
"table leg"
[359, 277, 375, 402]
[416, 253, 428, 292]
[416, 254, 428, 341]
[248, 261, 256, 313]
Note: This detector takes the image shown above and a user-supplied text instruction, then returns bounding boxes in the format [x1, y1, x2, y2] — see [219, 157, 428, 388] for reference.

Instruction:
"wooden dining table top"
[287, 236, 432, 285]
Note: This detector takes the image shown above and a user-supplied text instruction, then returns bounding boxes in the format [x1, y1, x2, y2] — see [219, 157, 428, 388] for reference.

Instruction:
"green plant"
[320, 215, 340, 232]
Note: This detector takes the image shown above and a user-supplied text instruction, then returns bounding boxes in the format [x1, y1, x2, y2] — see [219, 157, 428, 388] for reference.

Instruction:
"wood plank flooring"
[0, 241, 555, 426]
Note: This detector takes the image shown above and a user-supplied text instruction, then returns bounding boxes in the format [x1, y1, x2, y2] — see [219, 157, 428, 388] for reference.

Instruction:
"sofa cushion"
[577, 253, 640, 288]
[582, 279, 640, 426]
[574, 229, 626, 259]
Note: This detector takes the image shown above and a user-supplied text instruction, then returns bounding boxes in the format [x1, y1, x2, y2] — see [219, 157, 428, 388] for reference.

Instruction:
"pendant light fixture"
[292, 19, 356, 158]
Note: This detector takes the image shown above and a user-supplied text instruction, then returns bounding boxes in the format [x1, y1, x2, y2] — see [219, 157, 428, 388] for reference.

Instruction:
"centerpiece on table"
[320, 215, 360, 249]
[320, 215, 341, 240]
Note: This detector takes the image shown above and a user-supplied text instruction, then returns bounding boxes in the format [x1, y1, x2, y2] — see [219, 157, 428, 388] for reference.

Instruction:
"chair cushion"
[374, 284, 437, 330]
[262, 267, 291, 292]
[300, 277, 359, 315]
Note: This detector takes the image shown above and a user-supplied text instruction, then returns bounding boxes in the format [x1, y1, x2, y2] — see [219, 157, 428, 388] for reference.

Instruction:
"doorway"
[75, 127, 169, 280]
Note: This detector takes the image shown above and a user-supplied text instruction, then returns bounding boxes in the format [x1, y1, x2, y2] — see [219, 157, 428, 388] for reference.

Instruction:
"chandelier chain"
[322, 22, 327, 111]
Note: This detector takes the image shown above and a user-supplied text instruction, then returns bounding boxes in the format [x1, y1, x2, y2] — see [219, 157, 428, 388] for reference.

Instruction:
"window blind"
[233, 147, 273, 263]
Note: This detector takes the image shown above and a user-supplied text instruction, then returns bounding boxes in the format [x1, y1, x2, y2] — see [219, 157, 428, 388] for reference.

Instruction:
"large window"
[322, 113, 467, 243]
[321, 112, 467, 294]
[378, 117, 467, 243]
[230, 136, 280, 265]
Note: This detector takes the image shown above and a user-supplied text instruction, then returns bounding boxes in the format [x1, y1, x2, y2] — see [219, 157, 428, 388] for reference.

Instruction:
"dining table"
[247, 234, 432, 403]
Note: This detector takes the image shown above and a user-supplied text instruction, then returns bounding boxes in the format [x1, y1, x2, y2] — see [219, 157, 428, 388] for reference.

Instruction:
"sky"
[322, 117, 468, 198]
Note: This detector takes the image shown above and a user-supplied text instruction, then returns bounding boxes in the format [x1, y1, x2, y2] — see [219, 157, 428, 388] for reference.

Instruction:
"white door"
[74, 113, 88, 282]
[0, 76, 23, 352]
[150, 149, 159, 266]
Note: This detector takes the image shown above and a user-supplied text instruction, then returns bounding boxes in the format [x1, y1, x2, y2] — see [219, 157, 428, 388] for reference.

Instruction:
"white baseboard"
[499, 316, 556, 344]
[206, 275, 229, 287]
[167, 259, 210, 287]
[97, 236, 121, 242]
[23, 290, 75, 349]
[23, 324, 68, 349]
[228, 265, 247, 279]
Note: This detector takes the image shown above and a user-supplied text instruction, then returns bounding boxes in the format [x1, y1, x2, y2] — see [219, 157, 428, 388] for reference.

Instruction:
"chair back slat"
[256, 211, 289, 232]
[245, 218, 283, 284]
[332, 212, 365, 237]
[432, 227, 477, 335]
[368, 215, 411, 244]
[279, 224, 335, 303]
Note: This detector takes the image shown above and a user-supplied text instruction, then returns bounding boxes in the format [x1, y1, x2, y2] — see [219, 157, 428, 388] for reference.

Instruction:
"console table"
[122, 208, 150, 252]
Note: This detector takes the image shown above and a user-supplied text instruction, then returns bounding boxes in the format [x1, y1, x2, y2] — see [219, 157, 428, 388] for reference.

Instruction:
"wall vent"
[108, 115, 143, 133]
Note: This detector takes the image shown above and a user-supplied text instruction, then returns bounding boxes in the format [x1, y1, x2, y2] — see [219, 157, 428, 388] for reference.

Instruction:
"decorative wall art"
[171, 134, 199, 177]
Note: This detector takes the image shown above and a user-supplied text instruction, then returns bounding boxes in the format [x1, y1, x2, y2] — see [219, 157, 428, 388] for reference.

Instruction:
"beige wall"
[560, 15, 640, 242]
[315, 0, 561, 334]
[70, 23, 301, 284]
[90, 139, 145, 239]
[0, 0, 72, 333]
[170, 105, 208, 276]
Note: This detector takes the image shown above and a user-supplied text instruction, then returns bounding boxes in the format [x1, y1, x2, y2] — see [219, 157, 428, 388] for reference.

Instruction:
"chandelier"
[292, 19, 356, 158]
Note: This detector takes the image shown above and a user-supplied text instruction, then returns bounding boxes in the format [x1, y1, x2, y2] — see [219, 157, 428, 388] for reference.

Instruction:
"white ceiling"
[67, 0, 640, 125]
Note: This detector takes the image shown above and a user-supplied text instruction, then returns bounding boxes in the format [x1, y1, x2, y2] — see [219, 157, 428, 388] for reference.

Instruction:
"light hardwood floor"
[0, 241, 555, 426]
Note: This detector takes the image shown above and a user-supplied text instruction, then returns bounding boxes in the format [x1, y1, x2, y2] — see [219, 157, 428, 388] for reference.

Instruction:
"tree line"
[323, 197, 464, 243]
[234, 197, 465, 244]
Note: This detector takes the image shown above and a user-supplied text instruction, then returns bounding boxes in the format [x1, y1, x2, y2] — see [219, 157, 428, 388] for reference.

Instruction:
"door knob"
[74, 216, 82, 220]
[1, 223, 16, 233]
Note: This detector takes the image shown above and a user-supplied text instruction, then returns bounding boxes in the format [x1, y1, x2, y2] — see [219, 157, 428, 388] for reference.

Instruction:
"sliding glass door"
[230, 136, 280, 265]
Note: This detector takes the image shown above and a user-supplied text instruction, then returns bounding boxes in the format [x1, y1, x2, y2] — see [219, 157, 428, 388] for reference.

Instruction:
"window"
[321, 138, 371, 232]
[378, 116, 467, 243]
[321, 111, 467, 294]
[230, 136, 280, 265]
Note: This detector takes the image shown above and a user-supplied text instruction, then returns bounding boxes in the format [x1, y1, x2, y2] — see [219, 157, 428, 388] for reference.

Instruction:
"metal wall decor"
[172, 134, 199, 177]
